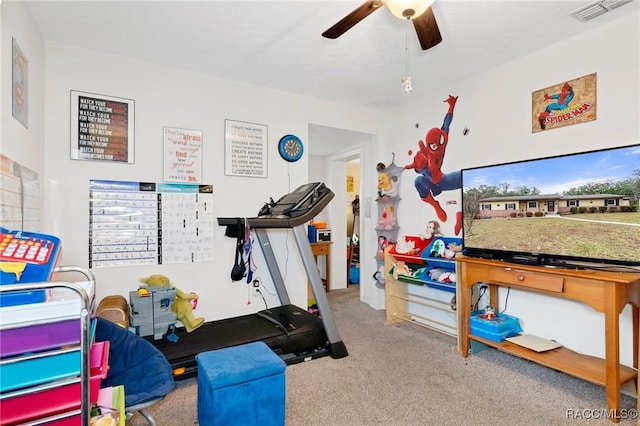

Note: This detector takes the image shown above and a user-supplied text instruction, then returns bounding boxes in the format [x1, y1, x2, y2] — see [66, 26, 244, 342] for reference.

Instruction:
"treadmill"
[151, 182, 348, 379]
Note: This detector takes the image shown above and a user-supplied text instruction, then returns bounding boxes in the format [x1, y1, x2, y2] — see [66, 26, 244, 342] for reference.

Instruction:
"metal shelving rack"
[0, 266, 95, 425]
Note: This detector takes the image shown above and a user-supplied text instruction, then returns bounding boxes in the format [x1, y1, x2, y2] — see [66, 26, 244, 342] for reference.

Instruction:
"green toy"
[140, 274, 205, 333]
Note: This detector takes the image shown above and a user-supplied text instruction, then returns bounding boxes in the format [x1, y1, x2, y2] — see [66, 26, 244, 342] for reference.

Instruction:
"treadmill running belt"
[151, 304, 329, 378]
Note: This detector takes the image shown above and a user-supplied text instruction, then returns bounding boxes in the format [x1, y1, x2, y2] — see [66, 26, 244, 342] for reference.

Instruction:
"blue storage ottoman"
[196, 341, 286, 426]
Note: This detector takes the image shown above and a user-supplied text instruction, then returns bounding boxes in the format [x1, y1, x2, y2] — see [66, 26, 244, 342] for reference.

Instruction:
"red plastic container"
[388, 236, 430, 263]
[0, 341, 109, 425]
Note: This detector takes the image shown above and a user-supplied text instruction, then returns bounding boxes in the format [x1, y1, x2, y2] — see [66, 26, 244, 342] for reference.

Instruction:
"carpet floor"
[129, 285, 638, 425]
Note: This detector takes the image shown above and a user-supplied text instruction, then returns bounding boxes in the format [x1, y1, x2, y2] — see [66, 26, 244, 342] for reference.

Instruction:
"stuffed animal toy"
[377, 172, 392, 198]
[377, 205, 396, 230]
[428, 239, 446, 258]
[392, 261, 412, 280]
[140, 274, 205, 333]
[444, 242, 462, 259]
[377, 236, 391, 260]
[395, 236, 417, 255]
[419, 220, 443, 241]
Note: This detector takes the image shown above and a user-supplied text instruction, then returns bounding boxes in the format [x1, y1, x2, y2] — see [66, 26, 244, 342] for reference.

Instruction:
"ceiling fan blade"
[322, 1, 384, 39]
[413, 7, 443, 50]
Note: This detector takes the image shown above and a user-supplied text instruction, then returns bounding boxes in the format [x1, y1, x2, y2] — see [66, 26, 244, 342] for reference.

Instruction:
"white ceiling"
[25, 0, 638, 112]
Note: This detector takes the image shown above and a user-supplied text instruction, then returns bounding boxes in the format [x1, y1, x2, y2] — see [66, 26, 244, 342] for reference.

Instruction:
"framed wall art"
[532, 73, 596, 133]
[70, 90, 135, 163]
[12, 38, 28, 128]
[224, 119, 267, 178]
[163, 126, 203, 183]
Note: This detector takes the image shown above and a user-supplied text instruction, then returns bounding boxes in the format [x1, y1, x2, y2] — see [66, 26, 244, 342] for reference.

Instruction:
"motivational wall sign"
[70, 91, 135, 163]
[163, 126, 203, 183]
[224, 119, 267, 178]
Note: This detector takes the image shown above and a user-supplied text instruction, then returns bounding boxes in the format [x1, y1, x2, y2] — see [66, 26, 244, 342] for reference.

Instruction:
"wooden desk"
[456, 255, 640, 423]
[311, 242, 332, 292]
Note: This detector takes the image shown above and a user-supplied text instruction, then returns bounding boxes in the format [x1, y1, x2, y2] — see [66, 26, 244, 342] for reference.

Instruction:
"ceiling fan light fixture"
[384, 0, 435, 20]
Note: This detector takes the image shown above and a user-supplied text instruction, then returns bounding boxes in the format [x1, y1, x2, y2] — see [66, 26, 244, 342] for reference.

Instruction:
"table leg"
[458, 280, 471, 358]
[604, 288, 621, 423]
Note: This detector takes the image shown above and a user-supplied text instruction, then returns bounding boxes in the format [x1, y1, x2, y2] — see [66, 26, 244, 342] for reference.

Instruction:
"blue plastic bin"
[470, 311, 522, 342]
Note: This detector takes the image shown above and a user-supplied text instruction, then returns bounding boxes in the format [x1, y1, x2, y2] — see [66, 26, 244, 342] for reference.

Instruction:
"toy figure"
[140, 274, 205, 333]
[405, 95, 461, 222]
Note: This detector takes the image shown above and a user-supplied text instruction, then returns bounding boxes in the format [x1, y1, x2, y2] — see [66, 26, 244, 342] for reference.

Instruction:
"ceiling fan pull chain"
[402, 20, 413, 94]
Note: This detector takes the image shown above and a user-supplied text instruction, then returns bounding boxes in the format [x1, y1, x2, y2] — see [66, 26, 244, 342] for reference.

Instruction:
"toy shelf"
[384, 247, 458, 338]
[388, 237, 461, 294]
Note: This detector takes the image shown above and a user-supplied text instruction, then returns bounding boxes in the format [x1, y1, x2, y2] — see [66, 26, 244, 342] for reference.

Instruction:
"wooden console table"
[311, 242, 332, 292]
[456, 255, 640, 423]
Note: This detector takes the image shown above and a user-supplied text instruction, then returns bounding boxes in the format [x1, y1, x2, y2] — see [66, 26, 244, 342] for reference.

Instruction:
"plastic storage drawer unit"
[0, 341, 109, 425]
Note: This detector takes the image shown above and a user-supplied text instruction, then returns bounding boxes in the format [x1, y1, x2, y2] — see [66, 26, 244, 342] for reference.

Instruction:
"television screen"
[461, 144, 640, 268]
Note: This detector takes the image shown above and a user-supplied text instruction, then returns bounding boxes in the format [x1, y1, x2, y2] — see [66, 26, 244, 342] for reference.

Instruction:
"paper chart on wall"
[89, 180, 214, 268]
[158, 183, 214, 264]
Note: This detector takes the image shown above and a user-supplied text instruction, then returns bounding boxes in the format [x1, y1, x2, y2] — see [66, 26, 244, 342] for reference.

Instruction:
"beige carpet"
[129, 286, 638, 425]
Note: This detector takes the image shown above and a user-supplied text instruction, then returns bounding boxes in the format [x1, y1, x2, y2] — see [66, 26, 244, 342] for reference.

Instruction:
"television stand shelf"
[456, 255, 640, 423]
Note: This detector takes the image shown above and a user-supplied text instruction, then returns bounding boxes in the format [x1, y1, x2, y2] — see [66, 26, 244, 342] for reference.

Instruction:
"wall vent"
[569, 0, 633, 22]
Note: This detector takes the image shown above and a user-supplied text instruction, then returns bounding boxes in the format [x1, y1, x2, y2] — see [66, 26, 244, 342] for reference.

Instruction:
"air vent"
[602, 0, 633, 9]
[570, 0, 633, 22]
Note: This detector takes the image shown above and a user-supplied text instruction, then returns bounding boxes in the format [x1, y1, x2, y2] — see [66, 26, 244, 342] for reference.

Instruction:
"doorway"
[346, 159, 360, 285]
[307, 124, 372, 297]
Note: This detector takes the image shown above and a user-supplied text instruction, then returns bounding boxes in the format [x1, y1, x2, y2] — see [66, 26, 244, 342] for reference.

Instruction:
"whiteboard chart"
[89, 180, 214, 268]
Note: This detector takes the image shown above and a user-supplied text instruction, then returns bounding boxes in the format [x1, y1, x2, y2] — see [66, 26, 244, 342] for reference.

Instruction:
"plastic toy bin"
[0, 341, 109, 425]
[470, 312, 522, 342]
[197, 341, 286, 426]
[421, 237, 462, 268]
[388, 236, 429, 263]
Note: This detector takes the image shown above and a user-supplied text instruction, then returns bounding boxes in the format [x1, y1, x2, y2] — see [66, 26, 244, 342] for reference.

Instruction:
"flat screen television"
[460, 143, 640, 270]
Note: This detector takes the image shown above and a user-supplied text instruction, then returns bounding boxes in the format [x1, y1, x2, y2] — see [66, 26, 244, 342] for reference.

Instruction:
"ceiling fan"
[322, 0, 442, 51]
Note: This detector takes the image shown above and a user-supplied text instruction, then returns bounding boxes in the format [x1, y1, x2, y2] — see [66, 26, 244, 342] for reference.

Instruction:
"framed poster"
[163, 126, 203, 183]
[224, 119, 267, 178]
[12, 38, 28, 128]
[70, 90, 135, 163]
[532, 73, 597, 133]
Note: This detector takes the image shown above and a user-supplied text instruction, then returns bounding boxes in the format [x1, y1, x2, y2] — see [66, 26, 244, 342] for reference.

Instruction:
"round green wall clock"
[278, 134, 304, 162]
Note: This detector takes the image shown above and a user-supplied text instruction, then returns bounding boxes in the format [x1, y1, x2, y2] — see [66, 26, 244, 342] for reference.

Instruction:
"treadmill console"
[268, 182, 329, 218]
[219, 182, 334, 229]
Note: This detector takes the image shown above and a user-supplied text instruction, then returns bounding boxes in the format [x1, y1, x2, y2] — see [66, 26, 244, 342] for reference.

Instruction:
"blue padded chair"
[95, 318, 175, 425]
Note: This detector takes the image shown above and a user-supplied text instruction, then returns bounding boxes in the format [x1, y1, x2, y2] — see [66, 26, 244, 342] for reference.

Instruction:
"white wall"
[1, 1, 45, 224]
[382, 11, 639, 366]
[39, 42, 388, 323]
